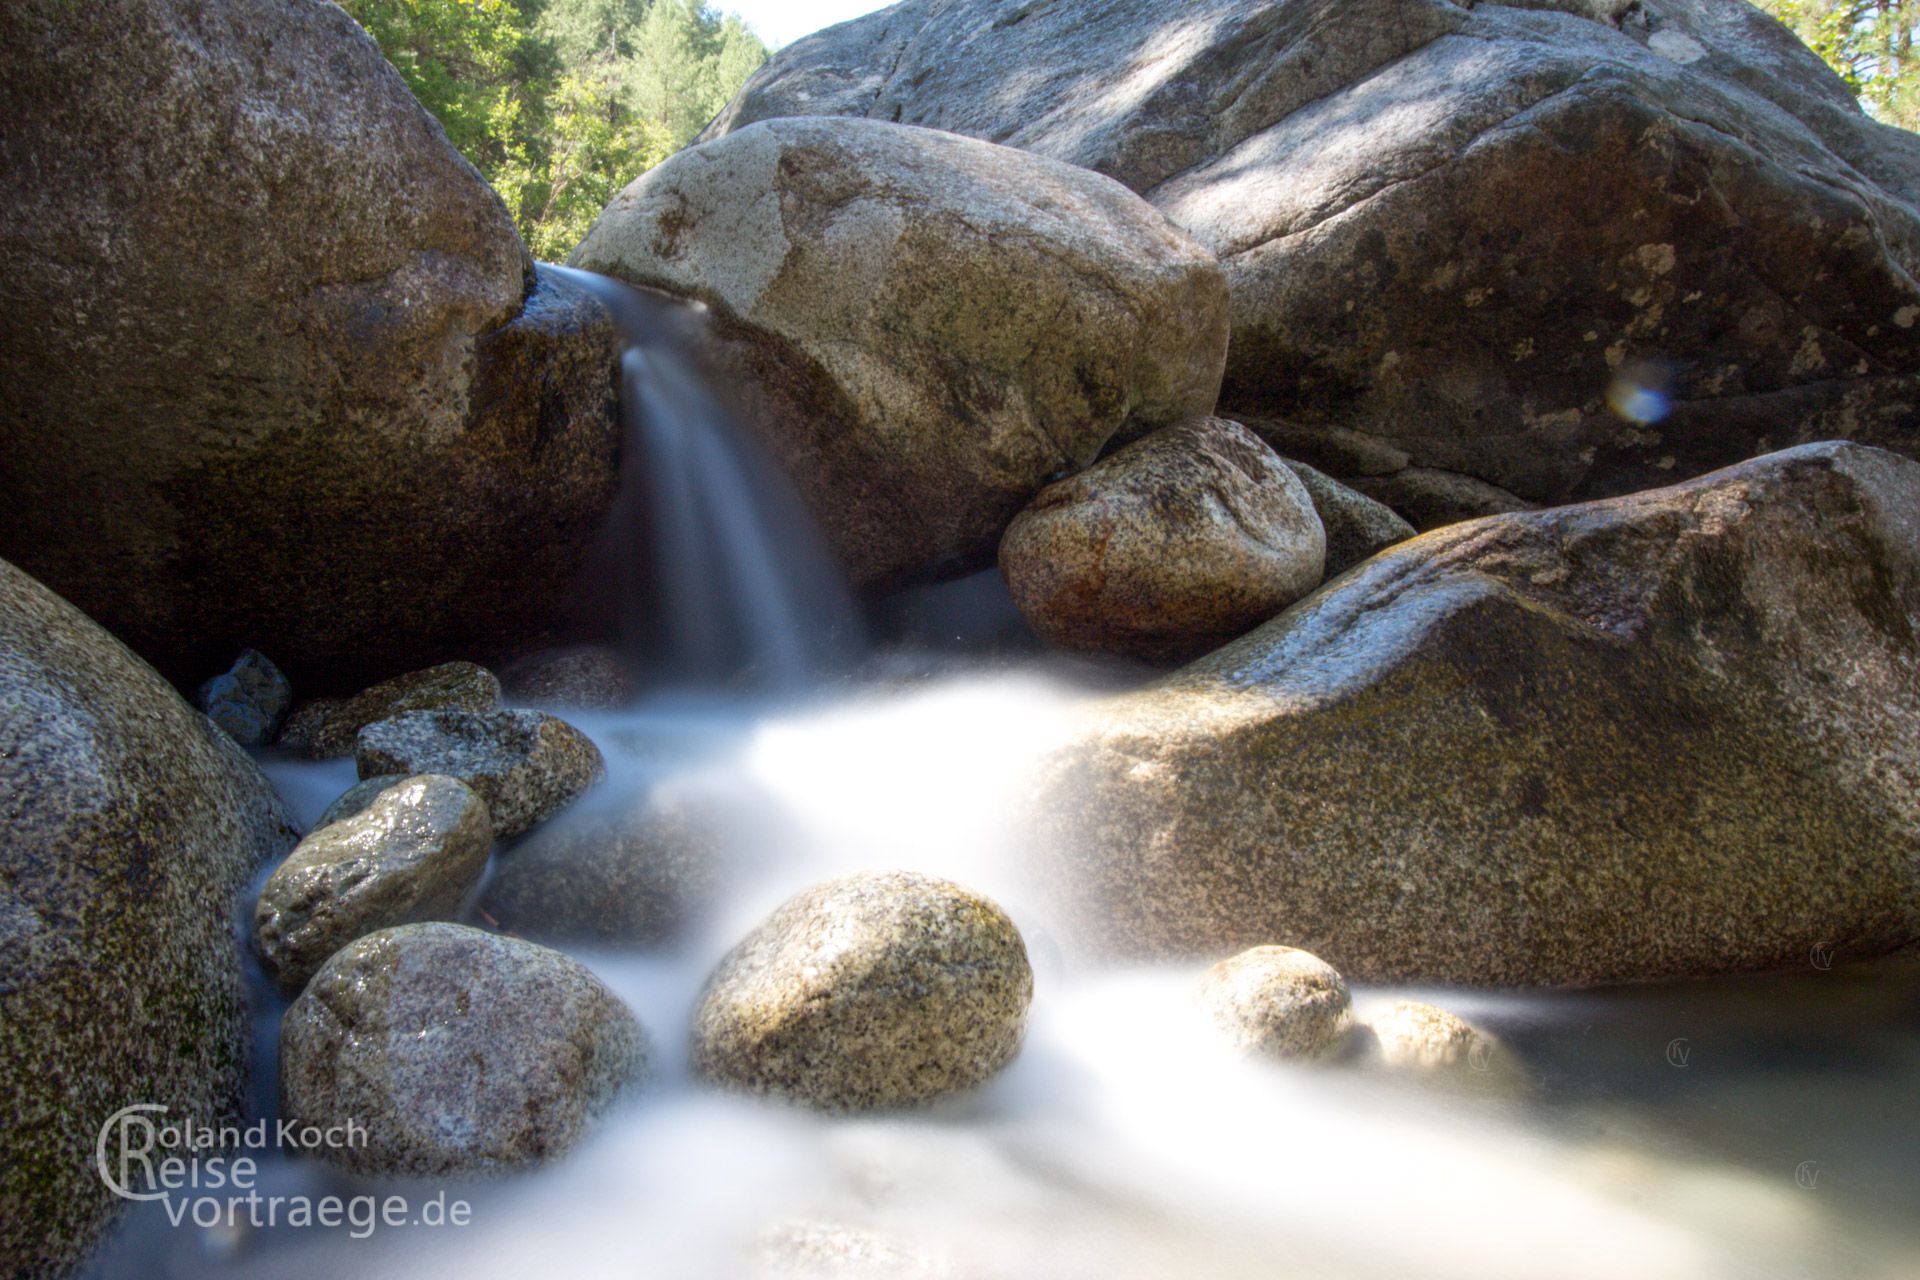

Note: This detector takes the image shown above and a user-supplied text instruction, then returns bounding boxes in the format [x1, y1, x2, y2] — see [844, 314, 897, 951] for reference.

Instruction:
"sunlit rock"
[693, 871, 1033, 1110]
[1029, 442, 1920, 986]
[1197, 946, 1354, 1062]
[0, 0, 620, 688]
[0, 557, 296, 1276]
[572, 116, 1229, 591]
[1354, 999, 1521, 1094]
[280, 923, 647, 1177]
[1000, 418, 1325, 663]
[356, 708, 604, 840]
[255, 775, 494, 994]
[707, 0, 1920, 519]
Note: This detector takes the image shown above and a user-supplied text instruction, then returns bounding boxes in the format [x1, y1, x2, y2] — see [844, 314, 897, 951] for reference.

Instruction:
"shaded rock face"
[356, 708, 605, 839]
[693, 872, 1033, 1110]
[1279, 460, 1417, 576]
[281, 661, 502, 760]
[707, 0, 1920, 515]
[0, 0, 620, 688]
[279, 923, 648, 1177]
[0, 558, 297, 1278]
[196, 649, 294, 748]
[255, 775, 495, 994]
[1000, 418, 1325, 662]
[1027, 443, 1920, 987]
[572, 116, 1229, 591]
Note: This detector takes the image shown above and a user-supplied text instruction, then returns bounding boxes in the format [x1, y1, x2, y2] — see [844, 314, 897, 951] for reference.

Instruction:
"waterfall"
[550, 265, 863, 692]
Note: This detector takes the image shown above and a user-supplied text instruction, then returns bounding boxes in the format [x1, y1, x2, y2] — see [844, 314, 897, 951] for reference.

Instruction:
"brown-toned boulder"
[1028, 443, 1920, 987]
[0, 0, 620, 687]
[572, 116, 1228, 590]
[999, 418, 1325, 662]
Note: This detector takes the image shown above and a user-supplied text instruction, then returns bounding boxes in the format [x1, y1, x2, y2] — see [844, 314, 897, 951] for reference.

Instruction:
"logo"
[1467, 1038, 1495, 1074]
[97, 1104, 172, 1202]
[1664, 1037, 1691, 1068]
[1809, 942, 1835, 971]
[1795, 1161, 1822, 1190]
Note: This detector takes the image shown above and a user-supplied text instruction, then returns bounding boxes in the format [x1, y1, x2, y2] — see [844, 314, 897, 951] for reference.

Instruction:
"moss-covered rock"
[0, 557, 296, 1277]
[1030, 442, 1920, 986]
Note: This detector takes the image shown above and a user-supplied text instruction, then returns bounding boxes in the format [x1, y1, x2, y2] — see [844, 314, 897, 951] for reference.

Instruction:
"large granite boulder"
[706, 0, 1920, 519]
[999, 418, 1326, 662]
[0, 558, 297, 1277]
[1027, 443, 1920, 986]
[0, 0, 620, 688]
[571, 116, 1229, 590]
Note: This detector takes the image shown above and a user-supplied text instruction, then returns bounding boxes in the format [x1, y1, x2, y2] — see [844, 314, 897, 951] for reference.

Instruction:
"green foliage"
[338, 0, 765, 260]
[1757, 1, 1920, 130]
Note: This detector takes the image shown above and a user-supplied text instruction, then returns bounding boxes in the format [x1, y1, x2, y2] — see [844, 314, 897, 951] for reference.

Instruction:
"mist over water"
[85, 272, 1920, 1280]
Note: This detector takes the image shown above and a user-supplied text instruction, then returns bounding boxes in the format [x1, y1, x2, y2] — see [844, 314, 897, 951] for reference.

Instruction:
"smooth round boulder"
[501, 645, 634, 711]
[1279, 460, 1417, 577]
[1197, 946, 1353, 1062]
[355, 708, 604, 839]
[314, 774, 408, 829]
[572, 116, 1229, 591]
[0, 557, 296, 1277]
[1357, 1000, 1516, 1092]
[1000, 418, 1326, 662]
[280, 923, 648, 1177]
[254, 775, 495, 994]
[281, 661, 502, 760]
[692, 871, 1033, 1111]
[0, 0, 620, 689]
[196, 648, 293, 747]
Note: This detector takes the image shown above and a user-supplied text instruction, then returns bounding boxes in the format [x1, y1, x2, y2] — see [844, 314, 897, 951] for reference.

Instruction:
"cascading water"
[84, 273, 1920, 1280]
[550, 265, 863, 691]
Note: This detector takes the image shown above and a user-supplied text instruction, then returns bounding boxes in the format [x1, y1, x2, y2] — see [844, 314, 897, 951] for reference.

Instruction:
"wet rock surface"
[1000, 418, 1326, 663]
[280, 923, 648, 1177]
[281, 661, 502, 760]
[196, 649, 294, 747]
[1030, 443, 1920, 986]
[255, 775, 494, 994]
[0, 1, 620, 688]
[0, 557, 296, 1277]
[707, 0, 1920, 512]
[356, 708, 604, 840]
[1197, 946, 1354, 1062]
[693, 872, 1033, 1111]
[572, 116, 1229, 591]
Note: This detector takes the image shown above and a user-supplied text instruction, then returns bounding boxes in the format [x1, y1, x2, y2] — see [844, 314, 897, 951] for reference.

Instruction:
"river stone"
[0, 0, 620, 689]
[1348, 469, 1536, 532]
[1197, 946, 1354, 1062]
[315, 774, 408, 829]
[1280, 460, 1417, 577]
[279, 923, 648, 1177]
[501, 645, 634, 711]
[0, 557, 296, 1278]
[196, 649, 293, 747]
[1356, 999, 1516, 1091]
[355, 708, 605, 840]
[1026, 442, 1920, 986]
[255, 775, 494, 994]
[478, 786, 735, 947]
[705, 0, 1920, 510]
[571, 116, 1229, 591]
[1000, 418, 1326, 663]
[692, 872, 1033, 1111]
[285, 661, 503, 760]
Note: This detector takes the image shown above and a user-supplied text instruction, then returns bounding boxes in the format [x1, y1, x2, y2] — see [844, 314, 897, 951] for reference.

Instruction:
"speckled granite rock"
[282, 661, 502, 760]
[280, 923, 647, 1176]
[1348, 468, 1535, 532]
[479, 785, 736, 947]
[693, 872, 1032, 1110]
[571, 116, 1228, 591]
[0, 1, 620, 689]
[1028, 442, 1920, 986]
[705, 0, 1920, 511]
[0, 556, 297, 1278]
[1355, 999, 1517, 1092]
[1000, 419, 1325, 663]
[195, 649, 293, 747]
[501, 646, 634, 711]
[314, 774, 408, 829]
[356, 709, 604, 839]
[1197, 947, 1353, 1062]
[255, 775, 494, 994]
[1279, 460, 1416, 577]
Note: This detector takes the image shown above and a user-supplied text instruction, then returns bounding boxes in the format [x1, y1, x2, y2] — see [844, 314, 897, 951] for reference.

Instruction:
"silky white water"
[82, 274, 1920, 1279]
